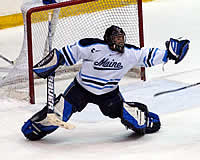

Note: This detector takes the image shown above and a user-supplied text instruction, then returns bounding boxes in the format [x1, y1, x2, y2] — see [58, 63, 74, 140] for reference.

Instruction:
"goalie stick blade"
[47, 113, 75, 129]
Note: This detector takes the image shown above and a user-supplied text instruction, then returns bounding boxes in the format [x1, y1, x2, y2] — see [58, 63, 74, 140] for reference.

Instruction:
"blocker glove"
[164, 38, 190, 64]
[33, 49, 65, 79]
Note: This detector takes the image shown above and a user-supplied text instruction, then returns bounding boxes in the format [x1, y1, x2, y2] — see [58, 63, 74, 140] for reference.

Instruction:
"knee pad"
[98, 93, 123, 119]
[121, 102, 148, 134]
[99, 101, 122, 119]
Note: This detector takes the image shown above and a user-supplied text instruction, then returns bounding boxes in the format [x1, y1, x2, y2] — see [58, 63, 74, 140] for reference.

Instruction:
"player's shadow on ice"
[111, 132, 145, 143]
[126, 132, 145, 140]
[22, 132, 145, 145]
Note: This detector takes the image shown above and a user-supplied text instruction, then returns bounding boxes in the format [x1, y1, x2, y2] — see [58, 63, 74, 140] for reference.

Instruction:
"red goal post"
[25, 0, 145, 104]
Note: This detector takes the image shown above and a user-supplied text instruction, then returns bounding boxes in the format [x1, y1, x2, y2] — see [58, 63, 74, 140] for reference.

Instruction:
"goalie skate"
[47, 113, 75, 129]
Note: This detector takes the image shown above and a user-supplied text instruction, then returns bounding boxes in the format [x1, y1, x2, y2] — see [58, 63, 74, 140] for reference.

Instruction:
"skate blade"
[47, 113, 75, 129]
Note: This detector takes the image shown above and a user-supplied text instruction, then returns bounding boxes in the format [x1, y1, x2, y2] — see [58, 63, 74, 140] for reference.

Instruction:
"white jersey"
[59, 38, 167, 95]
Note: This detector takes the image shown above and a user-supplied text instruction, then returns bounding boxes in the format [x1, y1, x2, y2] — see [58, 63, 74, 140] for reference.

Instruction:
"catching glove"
[165, 38, 190, 64]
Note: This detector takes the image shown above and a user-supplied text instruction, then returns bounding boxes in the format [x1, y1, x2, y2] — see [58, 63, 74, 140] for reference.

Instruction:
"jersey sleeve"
[58, 39, 92, 66]
[133, 47, 168, 67]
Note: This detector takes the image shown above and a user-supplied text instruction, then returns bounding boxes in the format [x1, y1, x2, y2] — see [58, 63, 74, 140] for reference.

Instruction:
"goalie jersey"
[59, 38, 167, 95]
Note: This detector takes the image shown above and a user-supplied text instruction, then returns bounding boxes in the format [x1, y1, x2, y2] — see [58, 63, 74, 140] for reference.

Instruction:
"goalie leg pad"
[146, 112, 161, 133]
[33, 49, 65, 78]
[21, 119, 58, 141]
[21, 95, 73, 140]
[21, 105, 58, 141]
[53, 94, 73, 122]
[121, 102, 148, 134]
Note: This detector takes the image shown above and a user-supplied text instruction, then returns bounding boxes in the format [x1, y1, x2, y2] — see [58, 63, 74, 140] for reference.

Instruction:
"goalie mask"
[104, 25, 126, 53]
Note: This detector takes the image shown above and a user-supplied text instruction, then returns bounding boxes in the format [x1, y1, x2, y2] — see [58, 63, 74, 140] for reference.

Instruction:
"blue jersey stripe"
[162, 50, 168, 62]
[80, 73, 108, 82]
[110, 78, 121, 81]
[143, 56, 148, 67]
[82, 82, 114, 90]
[151, 48, 158, 66]
[81, 73, 120, 83]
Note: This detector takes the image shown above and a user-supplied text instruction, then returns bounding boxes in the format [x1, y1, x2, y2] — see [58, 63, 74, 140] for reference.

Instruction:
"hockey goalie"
[21, 25, 189, 141]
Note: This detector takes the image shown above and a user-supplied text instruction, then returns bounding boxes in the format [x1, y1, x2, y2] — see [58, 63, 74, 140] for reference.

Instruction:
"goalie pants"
[64, 78, 124, 119]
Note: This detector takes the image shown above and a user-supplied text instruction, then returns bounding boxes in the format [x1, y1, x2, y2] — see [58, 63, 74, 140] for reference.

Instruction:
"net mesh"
[0, 0, 142, 102]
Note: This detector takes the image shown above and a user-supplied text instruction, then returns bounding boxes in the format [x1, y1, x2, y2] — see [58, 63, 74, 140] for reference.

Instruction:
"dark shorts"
[63, 78, 124, 119]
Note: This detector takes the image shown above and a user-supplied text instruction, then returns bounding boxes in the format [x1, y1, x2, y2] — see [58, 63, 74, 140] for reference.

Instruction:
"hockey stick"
[0, 54, 14, 65]
[47, 12, 54, 113]
[46, 12, 75, 129]
[154, 82, 200, 97]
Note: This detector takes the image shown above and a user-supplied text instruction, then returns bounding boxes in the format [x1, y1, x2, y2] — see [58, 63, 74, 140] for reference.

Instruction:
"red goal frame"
[26, 0, 145, 104]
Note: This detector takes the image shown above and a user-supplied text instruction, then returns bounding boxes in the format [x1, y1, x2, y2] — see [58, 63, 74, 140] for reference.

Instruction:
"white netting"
[0, 1, 44, 101]
[0, 0, 142, 102]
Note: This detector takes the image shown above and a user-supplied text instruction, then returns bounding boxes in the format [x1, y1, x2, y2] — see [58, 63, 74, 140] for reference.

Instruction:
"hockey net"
[0, 0, 145, 103]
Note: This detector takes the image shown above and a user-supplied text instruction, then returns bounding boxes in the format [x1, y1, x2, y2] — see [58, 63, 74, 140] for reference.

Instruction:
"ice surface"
[0, 0, 200, 159]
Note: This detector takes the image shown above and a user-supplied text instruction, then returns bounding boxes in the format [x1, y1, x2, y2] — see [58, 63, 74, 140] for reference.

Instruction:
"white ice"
[0, 0, 200, 159]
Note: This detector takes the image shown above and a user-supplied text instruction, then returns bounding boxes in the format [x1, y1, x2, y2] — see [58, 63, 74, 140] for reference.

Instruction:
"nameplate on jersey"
[94, 58, 123, 70]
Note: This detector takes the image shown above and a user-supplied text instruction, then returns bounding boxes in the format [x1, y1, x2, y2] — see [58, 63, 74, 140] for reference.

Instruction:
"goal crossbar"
[25, 0, 145, 104]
